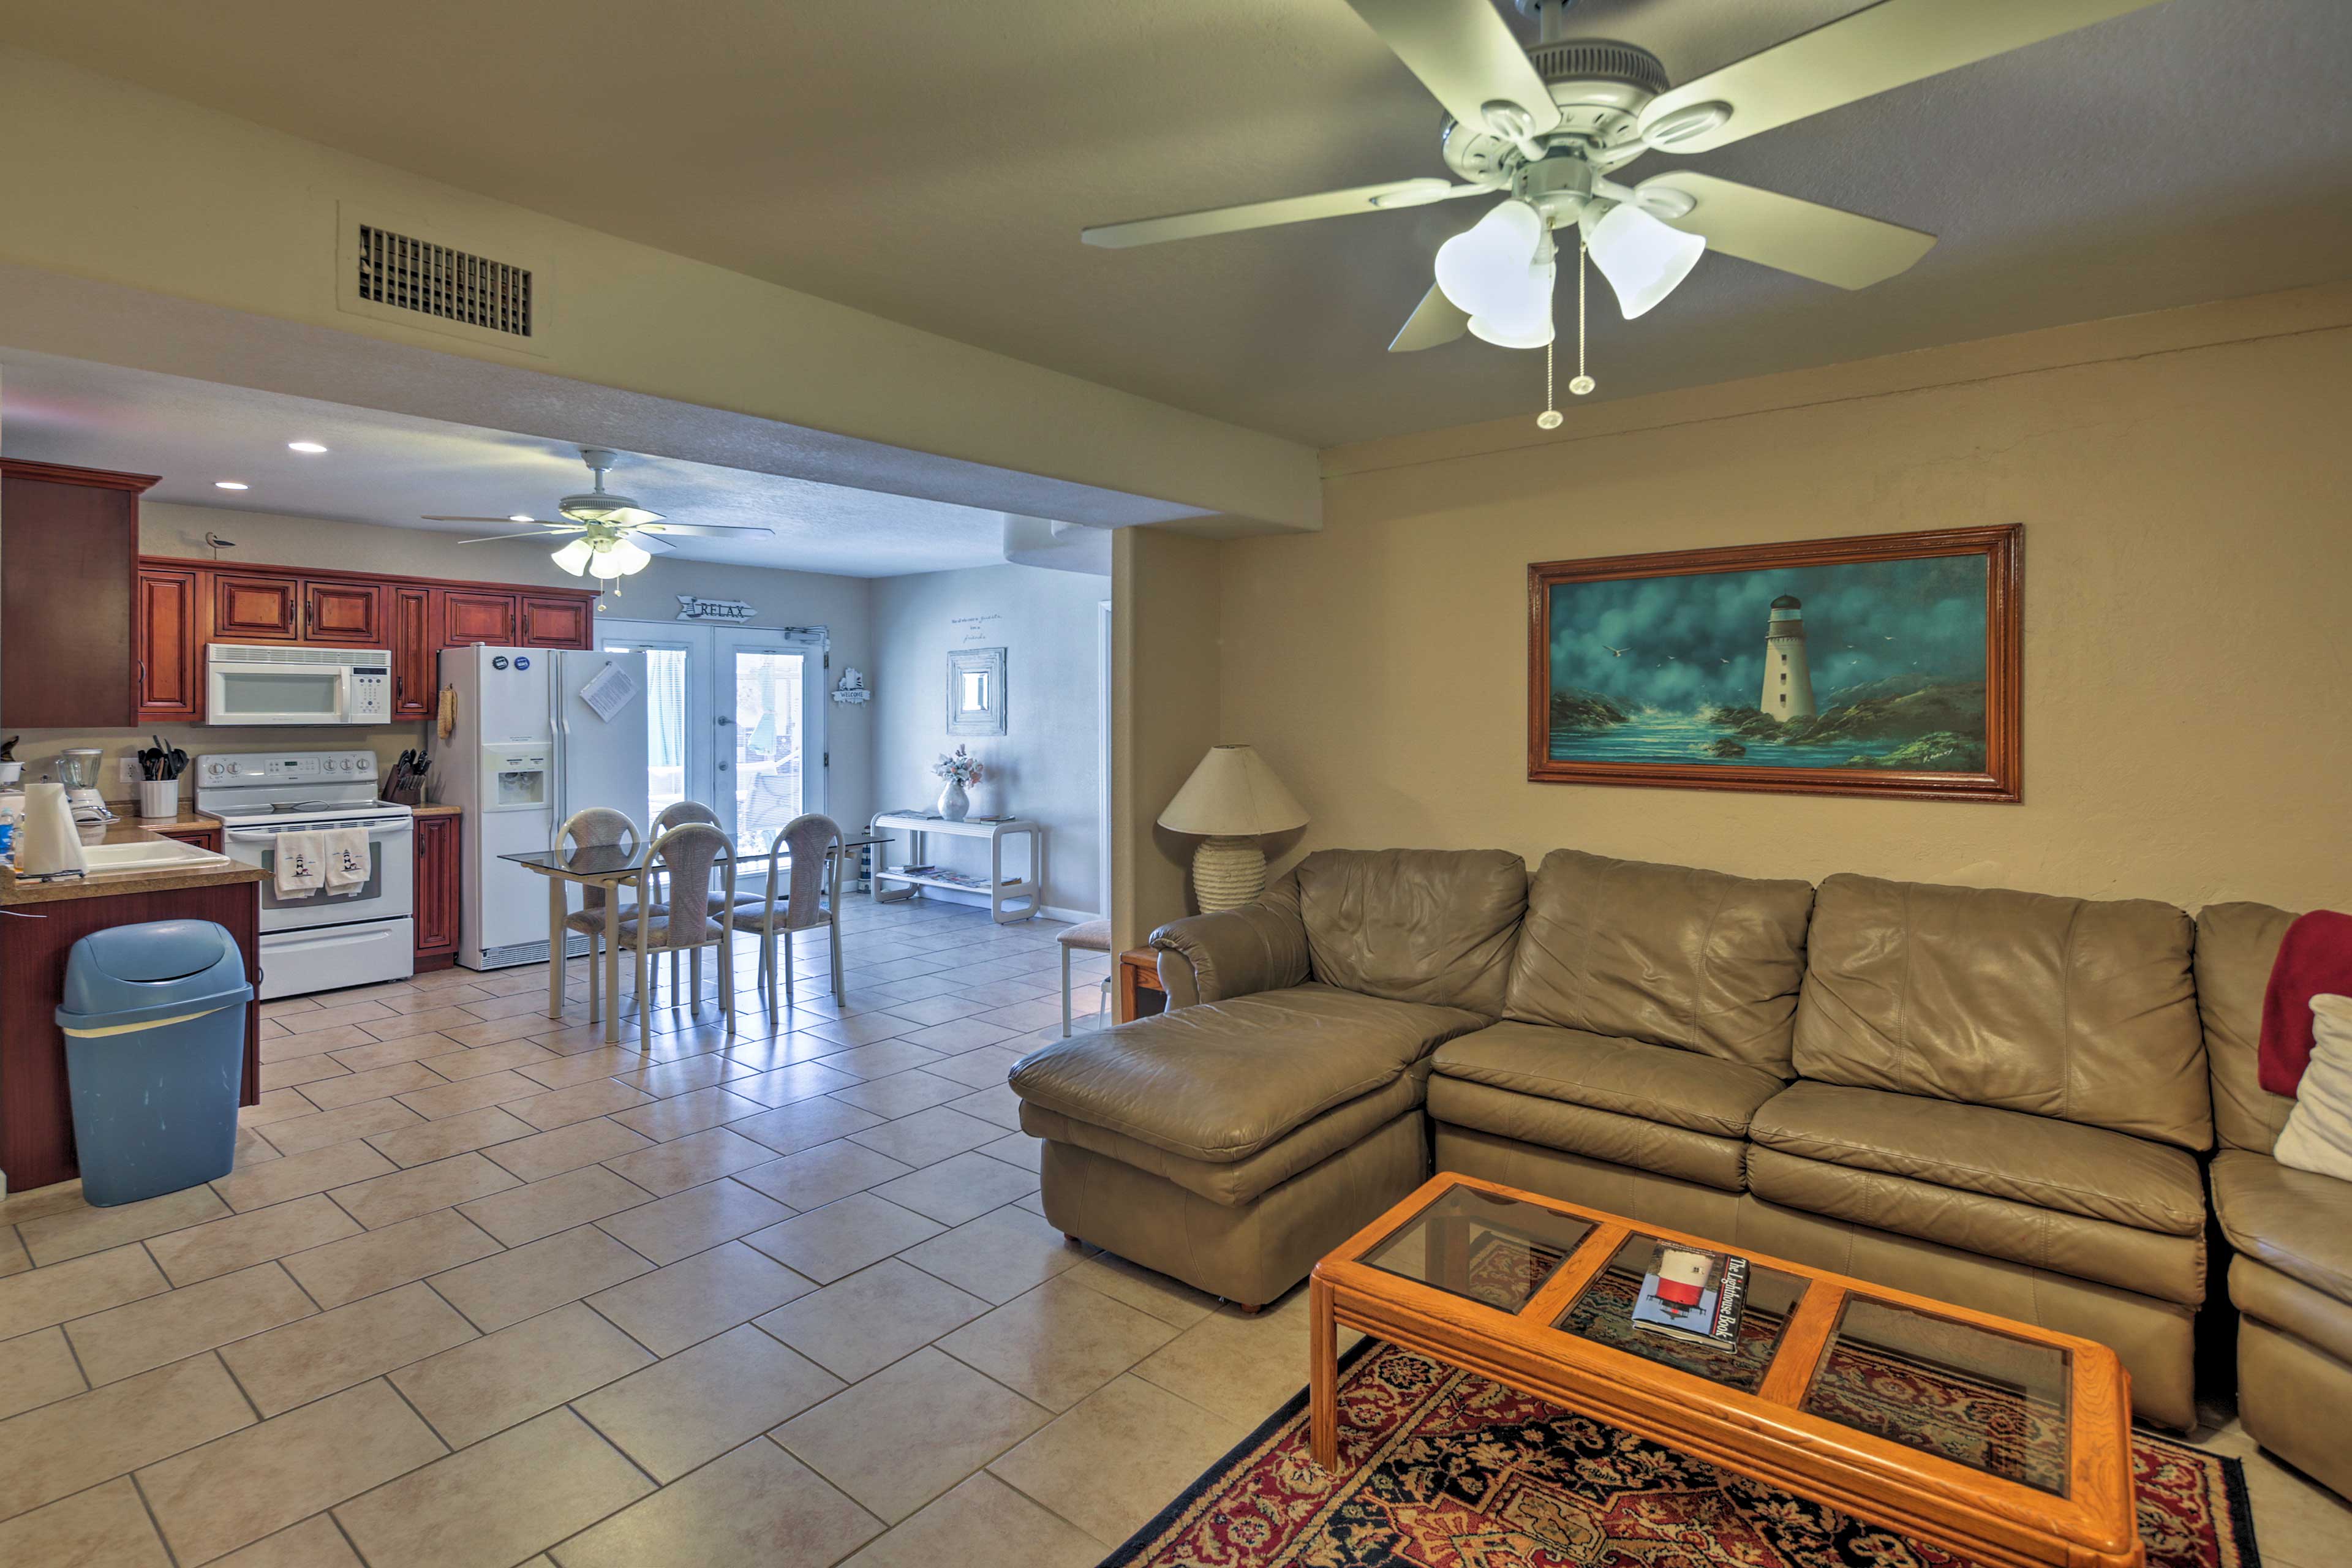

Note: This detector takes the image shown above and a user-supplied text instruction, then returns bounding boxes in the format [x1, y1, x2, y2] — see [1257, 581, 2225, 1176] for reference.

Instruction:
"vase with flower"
[931, 745, 984, 822]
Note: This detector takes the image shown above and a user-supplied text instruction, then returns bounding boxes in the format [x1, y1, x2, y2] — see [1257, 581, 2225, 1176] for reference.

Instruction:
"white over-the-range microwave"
[205, 644, 394, 726]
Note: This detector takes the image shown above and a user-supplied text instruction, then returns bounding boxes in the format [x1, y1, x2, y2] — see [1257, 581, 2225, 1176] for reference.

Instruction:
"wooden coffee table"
[1310, 1173, 2141, 1568]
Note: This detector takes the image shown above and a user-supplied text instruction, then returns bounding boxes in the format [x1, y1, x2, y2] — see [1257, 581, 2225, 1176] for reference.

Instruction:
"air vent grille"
[1528, 39, 1668, 96]
[355, 225, 533, 338]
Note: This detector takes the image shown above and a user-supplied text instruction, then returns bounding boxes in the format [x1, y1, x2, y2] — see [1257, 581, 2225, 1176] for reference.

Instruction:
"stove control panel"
[197, 751, 379, 783]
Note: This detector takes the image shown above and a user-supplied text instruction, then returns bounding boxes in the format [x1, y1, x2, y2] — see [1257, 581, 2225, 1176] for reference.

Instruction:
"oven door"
[224, 817, 416, 931]
[206, 660, 354, 726]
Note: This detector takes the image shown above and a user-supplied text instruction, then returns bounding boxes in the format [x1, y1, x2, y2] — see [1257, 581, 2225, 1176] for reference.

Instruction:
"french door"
[597, 620, 826, 860]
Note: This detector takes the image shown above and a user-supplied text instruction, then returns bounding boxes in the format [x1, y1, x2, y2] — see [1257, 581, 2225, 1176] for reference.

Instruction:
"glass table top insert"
[1360, 1187, 1596, 1313]
[499, 846, 644, 878]
[1553, 1232, 1809, 1396]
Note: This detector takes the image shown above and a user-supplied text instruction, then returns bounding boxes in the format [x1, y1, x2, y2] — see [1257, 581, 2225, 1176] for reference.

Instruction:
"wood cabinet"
[1, 460, 157, 729]
[211, 572, 303, 641]
[413, 812, 462, 967]
[136, 564, 205, 722]
[134, 559, 597, 735]
[146, 819, 224, 853]
[521, 595, 591, 648]
[303, 581, 383, 645]
[390, 587, 435, 718]
[442, 590, 518, 647]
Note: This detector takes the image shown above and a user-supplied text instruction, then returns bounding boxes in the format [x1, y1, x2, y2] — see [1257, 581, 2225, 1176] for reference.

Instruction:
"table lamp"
[1158, 744, 1308, 913]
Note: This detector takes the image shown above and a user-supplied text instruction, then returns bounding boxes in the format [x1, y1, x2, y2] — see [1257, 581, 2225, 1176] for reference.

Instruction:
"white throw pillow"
[2274, 994, 2352, 1182]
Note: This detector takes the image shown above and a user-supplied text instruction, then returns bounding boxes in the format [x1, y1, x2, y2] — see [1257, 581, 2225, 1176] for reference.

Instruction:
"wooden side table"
[1115, 946, 1167, 1023]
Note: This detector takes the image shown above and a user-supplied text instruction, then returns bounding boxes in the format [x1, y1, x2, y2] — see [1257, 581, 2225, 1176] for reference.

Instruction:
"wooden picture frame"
[1528, 525, 2021, 802]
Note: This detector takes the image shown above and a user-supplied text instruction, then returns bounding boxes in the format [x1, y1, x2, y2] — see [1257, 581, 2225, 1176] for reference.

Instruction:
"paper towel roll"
[18, 782, 88, 878]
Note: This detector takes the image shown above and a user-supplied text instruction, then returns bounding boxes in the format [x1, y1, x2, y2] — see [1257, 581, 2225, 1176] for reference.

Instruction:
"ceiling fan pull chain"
[1569, 238, 1596, 399]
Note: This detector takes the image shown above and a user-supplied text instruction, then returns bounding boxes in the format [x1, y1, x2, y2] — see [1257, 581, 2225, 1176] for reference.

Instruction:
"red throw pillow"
[2261, 910, 2352, 1097]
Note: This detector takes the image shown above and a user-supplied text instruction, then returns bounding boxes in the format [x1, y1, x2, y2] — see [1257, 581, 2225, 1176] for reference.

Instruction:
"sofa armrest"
[1150, 875, 1310, 1006]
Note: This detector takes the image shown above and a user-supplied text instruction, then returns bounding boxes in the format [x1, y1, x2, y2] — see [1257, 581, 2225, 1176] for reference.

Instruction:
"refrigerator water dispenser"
[481, 747, 551, 812]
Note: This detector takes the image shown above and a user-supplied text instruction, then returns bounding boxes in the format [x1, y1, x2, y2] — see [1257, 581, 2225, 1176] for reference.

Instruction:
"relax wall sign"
[674, 595, 757, 624]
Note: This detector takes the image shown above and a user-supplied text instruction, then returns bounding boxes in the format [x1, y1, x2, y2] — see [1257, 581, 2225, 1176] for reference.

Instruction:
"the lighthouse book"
[1528, 524, 2022, 802]
[1628, 1242, 1748, 1351]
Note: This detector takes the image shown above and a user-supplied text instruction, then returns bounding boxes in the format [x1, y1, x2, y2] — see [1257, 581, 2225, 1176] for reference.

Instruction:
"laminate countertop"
[0, 814, 265, 907]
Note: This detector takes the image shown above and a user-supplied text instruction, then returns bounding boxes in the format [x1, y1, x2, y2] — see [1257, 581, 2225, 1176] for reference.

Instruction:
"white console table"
[869, 813, 1042, 924]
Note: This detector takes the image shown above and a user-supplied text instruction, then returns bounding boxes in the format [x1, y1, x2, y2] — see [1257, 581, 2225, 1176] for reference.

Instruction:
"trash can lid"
[58, 919, 252, 1027]
[75, 920, 237, 983]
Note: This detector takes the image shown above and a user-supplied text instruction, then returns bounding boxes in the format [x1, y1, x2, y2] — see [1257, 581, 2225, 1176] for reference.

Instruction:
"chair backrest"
[638, 823, 735, 952]
[654, 801, 720, 832]
[762, 813, 843, 933]
[560, 809, 639, 910]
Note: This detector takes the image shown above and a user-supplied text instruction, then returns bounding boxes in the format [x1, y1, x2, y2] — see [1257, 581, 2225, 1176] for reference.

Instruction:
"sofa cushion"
[1431, 1021, 1785, 1140]
[1502, 850, 1814, 1075]
[1427, 1077, 1749, 1191]
[1009, 983, 1485, 1166]
[1746, 1148, 2206, 1305]
[1296, 849, 1527, 1015]
[2197, 902, 2301, 1156]
[2211, 1148, 2352, 1307]
[1750, 1082, 2204, 1237]
[1793, 873, 2209, 1150]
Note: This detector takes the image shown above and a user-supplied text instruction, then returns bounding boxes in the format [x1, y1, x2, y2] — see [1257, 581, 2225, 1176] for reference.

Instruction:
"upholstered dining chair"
[556, 807, 641, 1026]
[617, 822, 737, 1050]
[728, 813, 845, 1022]
[1057, 919, 1113, 1036]
[646, 800, 725, 1003]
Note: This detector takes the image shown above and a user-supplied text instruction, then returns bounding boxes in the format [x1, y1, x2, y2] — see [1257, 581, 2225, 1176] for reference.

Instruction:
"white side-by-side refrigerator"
[439, 644, 649, 970]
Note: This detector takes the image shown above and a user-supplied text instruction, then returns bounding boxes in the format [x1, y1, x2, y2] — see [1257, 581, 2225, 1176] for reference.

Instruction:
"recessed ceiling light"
[287, 441, 328, 454]
[215, 481, 250, 490]
[509, 514, 534, 522]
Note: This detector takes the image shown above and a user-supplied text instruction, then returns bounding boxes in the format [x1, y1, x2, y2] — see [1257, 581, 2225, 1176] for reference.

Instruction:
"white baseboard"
[891, 886, 1098, 925]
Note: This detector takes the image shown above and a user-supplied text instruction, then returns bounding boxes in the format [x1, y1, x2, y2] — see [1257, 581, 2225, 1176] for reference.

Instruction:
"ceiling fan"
[425, 447, 775, 585]
[1083, 0, 2166, 369]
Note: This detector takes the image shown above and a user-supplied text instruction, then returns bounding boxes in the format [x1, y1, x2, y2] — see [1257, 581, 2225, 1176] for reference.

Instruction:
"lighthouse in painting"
[1760, 595, 1817, 721]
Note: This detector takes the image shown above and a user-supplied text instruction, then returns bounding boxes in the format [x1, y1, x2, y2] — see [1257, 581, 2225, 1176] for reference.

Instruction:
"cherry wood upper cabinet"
[303, 581, 384, 645]
[136, 565, 204, 723]
[521, 595, 591, 648]
[211, 573, 302, 642]
[390, 587, 435, 718]
[1, 460, 156, 728]
[442, 589, 519, 647]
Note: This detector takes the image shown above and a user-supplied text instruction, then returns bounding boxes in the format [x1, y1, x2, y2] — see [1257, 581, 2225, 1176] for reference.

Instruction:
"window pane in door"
[735, 650, 805, 846]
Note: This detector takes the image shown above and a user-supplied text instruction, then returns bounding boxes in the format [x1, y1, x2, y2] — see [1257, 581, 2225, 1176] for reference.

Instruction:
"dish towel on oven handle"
[274, 831, 325, 899]
[322, 827, 371, 895]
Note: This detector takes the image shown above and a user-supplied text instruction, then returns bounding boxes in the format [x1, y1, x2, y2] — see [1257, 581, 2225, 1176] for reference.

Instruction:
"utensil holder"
[138, 780, 180, 819]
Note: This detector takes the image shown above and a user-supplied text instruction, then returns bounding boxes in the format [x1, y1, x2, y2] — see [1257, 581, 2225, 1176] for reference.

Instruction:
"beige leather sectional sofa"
[1011, 847, 2339, 1453]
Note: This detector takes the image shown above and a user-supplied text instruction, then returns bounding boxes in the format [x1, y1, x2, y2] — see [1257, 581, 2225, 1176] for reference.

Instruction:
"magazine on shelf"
[1628, 1242, 1747, 1351]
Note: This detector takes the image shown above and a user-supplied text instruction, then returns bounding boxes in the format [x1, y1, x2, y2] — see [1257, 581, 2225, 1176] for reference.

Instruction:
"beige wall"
[1113, 528, 1223, 948]
[1195, 284, 2352, 917]
[9, 503, 877, 823]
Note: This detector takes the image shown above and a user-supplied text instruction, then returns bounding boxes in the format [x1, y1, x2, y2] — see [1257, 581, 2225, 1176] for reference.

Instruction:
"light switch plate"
[118, 756, 143, 785]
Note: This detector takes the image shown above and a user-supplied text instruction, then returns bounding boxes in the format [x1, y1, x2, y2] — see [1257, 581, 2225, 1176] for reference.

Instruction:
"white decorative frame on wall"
[948, 646, 1008, 736]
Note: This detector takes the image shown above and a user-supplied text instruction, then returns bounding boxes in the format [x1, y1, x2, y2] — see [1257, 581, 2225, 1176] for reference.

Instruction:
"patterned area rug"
[1102, 1337, 2260, 1568]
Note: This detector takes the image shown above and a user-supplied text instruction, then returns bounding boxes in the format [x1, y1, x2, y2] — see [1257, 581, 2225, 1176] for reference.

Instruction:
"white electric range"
[195, 750, 415, 999]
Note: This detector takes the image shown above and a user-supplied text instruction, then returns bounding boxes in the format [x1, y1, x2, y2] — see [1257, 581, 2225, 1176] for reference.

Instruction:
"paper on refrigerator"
[578, 661, 640, 723]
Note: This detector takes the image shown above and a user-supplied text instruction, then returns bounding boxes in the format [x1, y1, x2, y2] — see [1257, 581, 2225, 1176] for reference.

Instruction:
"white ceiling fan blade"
[631, 521, 777, 539]
[1389, 284, 1471, 353]
[1083, 178, 1487, 249]
[1344, 0, 1561, 139]
[454, 531, 581, 545]
[421, 514, 571, 525]
[1636, 173, 1934, 290]
[1636, 0, 2166, 155]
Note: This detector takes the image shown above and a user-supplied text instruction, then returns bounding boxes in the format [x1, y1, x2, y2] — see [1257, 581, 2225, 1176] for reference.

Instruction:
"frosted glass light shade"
[607, 537, 653, 575]
[1588, 203, 1706, 319]
[1158, 744, 1308, 837]
[1434, 199, 1545, 318]
[1468, 254, 1555, 347]
[550, 538, 595, 576]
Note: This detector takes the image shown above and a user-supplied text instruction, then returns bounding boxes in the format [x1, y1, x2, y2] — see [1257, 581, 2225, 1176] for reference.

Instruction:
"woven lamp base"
[1191, 835, 1267, 913]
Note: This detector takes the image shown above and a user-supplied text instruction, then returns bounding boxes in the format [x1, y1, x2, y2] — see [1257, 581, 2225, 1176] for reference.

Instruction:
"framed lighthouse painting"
[1527, 525, 2021, 802]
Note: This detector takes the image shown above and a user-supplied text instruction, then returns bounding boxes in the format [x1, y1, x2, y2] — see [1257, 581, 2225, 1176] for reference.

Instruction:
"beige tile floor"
[1, 896, 2346, 1567]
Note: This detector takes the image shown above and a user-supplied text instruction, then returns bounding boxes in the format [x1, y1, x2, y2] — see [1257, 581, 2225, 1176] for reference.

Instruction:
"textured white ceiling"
[6, 0, 2346, 450]
[0, 351, 1020, 577]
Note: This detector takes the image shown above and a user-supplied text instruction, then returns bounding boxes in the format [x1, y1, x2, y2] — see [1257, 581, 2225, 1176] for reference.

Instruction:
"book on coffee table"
[1630, 1242, 1747, 1350]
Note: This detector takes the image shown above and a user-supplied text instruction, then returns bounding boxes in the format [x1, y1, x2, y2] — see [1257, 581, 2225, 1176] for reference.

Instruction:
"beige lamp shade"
[1158, 745, 1306, 913]
[1158, 745, 1308, 836]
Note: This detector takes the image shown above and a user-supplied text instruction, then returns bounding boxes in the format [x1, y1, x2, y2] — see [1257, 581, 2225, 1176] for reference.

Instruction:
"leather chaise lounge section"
[1010, 849, 1525, 1311]
[1010, 846, 2324, 1441]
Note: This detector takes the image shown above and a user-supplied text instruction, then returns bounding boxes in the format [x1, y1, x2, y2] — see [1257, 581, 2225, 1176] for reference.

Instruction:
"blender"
[56, 748, 116, 824]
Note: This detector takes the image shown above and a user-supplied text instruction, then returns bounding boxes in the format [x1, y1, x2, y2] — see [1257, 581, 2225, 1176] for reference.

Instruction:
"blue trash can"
[55, 919, 252, 1207]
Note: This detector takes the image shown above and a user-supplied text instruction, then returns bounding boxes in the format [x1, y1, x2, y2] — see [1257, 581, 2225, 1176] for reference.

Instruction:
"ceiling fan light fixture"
[1586, 203, 1706, 320]
[550, 538, 595, 576]
[606, 537, 654, 576]
[1466, 253, 1556, 348]
[1434, 198, 1546, 319]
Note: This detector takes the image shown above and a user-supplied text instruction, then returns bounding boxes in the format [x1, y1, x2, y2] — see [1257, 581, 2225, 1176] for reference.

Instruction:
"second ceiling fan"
[1084, 0, 2168, 355]
[425, 447, 775, 586]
